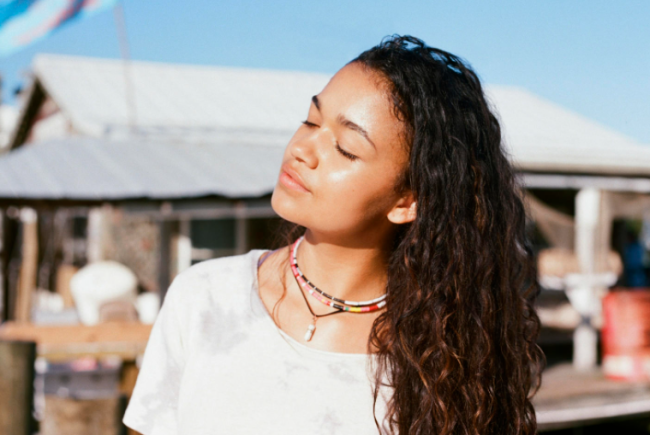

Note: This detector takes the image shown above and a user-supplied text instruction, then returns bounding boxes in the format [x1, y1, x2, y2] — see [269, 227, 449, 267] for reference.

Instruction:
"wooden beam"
[15, 208, 38, 323]
[523, 173, 650, 193]
[0, 340, 36, 435]
[5, 79, 46, 152]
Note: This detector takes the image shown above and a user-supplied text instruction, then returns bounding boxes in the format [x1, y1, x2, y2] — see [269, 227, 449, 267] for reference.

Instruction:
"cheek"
[318, 166, 398, 219]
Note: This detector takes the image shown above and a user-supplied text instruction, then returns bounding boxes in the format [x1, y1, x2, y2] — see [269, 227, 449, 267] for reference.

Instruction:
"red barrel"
[602, 289, 650, 381]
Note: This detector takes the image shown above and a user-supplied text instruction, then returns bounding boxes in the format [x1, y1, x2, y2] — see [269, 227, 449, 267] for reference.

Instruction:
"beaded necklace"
[290, 235, 388, 341]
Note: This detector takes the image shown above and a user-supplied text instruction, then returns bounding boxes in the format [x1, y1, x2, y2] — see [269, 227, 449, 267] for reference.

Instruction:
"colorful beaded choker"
[291, 236, 387, 311]
[290, 235, 388, 341]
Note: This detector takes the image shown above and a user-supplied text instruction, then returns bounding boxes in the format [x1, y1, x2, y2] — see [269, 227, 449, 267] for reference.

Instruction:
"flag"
[0, 0, 119, 58]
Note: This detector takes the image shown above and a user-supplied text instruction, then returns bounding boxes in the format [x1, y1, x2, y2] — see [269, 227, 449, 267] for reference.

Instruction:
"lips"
[280, 164, 310, 192]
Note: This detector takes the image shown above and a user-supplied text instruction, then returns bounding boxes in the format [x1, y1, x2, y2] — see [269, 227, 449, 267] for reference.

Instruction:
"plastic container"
[602, 288, 650, 381]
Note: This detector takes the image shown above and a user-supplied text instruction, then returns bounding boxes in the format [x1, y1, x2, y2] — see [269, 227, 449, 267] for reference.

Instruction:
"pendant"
[304, 320, 317, 341]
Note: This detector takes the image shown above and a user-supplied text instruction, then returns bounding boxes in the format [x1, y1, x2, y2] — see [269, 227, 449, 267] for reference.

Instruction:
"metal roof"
[0, 138, 283, 200]
[485, 87, 650, 176]
[23, 54, 650, 176]
[2, 54, 650, 202]
[30, 54, 330, 144]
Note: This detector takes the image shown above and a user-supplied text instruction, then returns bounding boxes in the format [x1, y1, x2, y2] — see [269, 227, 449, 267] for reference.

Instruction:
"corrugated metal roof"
[0, 138, 283, 200]
[28, 54, 650, 176]
[485, 87, 650, 176]
[32, 54, 330, 144]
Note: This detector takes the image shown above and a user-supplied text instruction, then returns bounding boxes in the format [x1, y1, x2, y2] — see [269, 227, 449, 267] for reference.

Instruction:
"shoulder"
[173, 250, 256, 284]
[164, 249, 266, 309]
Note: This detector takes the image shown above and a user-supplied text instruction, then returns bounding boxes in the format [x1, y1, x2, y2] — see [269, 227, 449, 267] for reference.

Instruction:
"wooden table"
[534, 363, 650, 431]
[0, 321, 152, 361]
[0, 321, 152, 435]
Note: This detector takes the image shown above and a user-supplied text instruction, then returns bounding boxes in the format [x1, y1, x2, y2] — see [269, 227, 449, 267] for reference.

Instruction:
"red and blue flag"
[0, 0, 118, 58]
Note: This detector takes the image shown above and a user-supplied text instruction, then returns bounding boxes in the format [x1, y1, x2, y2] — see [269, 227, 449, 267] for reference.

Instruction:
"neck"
[293, 228, 394, 302]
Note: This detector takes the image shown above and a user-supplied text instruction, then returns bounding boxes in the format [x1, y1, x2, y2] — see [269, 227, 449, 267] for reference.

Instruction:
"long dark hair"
[271, 35, 545, 435]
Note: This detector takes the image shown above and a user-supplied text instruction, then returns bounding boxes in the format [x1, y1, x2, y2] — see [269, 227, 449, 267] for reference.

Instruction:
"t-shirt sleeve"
[123, 273, 189, 435]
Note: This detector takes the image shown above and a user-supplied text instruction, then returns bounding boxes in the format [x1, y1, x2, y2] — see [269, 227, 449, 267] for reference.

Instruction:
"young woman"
[124, 35, 545, 435]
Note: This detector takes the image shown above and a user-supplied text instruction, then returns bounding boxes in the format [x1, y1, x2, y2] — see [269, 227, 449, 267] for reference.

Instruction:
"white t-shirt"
[123, 249, 392, 435]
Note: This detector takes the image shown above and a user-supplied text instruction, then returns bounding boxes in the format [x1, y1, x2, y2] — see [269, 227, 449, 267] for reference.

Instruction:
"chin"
[271, 186, 309, 227]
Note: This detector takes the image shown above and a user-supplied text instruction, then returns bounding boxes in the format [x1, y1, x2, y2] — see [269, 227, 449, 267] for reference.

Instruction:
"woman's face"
[271, 62, 413, 238]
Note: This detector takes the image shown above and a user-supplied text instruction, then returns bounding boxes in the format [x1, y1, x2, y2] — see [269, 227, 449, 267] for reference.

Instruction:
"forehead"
[317, 63, 406, 154]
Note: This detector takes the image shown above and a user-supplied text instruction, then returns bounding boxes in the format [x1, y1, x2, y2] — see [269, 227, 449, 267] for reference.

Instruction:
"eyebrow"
[311, 95, 377, 151]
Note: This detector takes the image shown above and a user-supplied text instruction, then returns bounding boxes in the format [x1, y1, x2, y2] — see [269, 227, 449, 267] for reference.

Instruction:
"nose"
[289, 129, 319, 169]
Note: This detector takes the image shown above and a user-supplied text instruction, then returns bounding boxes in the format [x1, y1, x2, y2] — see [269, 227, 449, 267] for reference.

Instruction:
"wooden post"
[235, 202, 247, 255]
[15, 208, 38, 323]
[0, 340, 36, 435]
[571, 188, 600, 370]
[157, 219, 174, 302]
[2, 207, 20, 321]
[87, 205, 112, 264]
[568, 188, 615, 370]
[0, 208, 4, 322]
[176, 218, 191, 275]
[55, 264, 78, 309]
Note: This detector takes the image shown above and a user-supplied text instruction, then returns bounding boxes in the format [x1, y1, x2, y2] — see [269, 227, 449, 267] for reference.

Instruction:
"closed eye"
[336, 143, 358, 161]
[302, 120, 358, 161]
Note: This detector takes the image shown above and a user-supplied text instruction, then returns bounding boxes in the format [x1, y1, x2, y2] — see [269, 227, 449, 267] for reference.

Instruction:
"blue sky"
[1, 0, 649, 143]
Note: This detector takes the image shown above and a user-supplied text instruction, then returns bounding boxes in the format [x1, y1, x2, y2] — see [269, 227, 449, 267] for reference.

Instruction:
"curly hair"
[273, 35, 545, 435]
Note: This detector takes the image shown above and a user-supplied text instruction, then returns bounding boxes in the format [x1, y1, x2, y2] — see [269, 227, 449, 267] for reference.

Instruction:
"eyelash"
[301, 120, 358, 161]
[335, 144, 358, 161]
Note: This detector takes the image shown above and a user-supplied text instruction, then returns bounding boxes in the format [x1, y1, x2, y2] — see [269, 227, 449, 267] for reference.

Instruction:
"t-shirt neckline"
[249, 248, 374, 362]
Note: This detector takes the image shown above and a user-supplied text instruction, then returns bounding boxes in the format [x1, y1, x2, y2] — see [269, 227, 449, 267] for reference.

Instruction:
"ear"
[387, 190, 416, 224]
